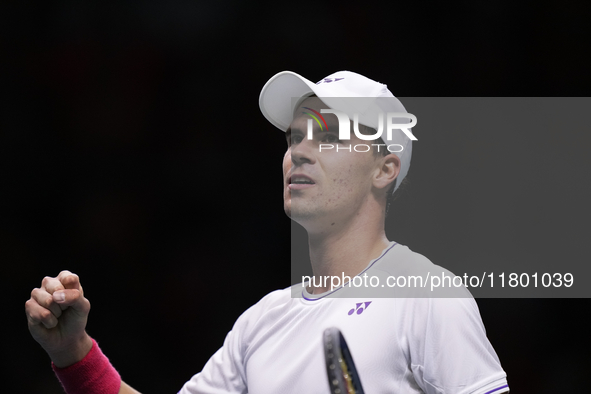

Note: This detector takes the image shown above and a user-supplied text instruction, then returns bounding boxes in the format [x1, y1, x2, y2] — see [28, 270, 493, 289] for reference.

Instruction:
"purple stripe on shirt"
[302, 242, 398, 301]
[484, 384, 509, 394]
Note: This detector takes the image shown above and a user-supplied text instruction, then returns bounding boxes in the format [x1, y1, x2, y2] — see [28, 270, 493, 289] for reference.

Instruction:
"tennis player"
[25, 70, 509, 393]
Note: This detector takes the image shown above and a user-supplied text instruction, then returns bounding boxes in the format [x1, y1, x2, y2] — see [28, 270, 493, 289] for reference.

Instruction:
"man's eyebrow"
[286, 126, 305, 137]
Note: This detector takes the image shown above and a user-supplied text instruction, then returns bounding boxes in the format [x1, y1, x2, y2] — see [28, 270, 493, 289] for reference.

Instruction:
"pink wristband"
[52, 338, 122, 394]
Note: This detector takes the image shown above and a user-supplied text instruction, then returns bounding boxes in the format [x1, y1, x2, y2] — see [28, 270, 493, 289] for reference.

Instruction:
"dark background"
[2, 1, 590, 393]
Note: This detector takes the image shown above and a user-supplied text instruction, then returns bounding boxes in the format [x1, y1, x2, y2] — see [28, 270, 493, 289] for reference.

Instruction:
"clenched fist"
[25, 270, 93, 367]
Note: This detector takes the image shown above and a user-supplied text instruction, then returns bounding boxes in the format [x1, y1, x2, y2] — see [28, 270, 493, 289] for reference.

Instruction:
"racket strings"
[325, 334, 359, 394]
[324, 328, 365, 394]
[338, 357, 356, 393]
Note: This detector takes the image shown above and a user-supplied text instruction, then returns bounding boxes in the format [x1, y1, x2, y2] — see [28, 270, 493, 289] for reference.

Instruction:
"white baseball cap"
[259, 70, 413, 193]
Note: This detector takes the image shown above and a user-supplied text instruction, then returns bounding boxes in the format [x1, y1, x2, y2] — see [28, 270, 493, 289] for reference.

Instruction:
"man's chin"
[285, 208, 307, 221]
[285, 208, 315, 225]
[284, 203, 308, 219]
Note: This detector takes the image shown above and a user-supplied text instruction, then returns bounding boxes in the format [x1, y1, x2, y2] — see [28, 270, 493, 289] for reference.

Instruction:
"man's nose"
[291, 139, 315, 166]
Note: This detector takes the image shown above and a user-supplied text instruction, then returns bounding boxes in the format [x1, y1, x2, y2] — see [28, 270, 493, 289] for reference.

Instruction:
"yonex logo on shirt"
[348, 301, 372, 315]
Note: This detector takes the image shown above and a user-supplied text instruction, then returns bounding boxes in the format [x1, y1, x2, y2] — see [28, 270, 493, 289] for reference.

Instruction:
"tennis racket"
[323, 327, 365, 394]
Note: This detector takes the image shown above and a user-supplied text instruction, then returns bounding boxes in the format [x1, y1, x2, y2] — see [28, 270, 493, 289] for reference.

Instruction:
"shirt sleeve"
[407, 297, 509, 394]
[178, 300, 260, 394]
[177, 289, 285, 394]
[178, 328, 247, 394]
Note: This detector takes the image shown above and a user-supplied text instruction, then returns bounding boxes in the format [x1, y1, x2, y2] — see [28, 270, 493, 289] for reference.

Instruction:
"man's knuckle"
[39, 309, 51, 321]
[64, 274, 79, 284]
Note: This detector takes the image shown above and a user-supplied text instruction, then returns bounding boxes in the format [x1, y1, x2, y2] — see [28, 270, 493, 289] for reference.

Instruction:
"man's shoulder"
[374, 243, 472, 298]
[233, 285, 296, 327]
[251, 285, 294, 309]
[378, 243, 446, 275]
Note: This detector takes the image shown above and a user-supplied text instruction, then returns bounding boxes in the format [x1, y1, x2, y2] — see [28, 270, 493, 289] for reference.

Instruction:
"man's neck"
[305, 217, 390, 295]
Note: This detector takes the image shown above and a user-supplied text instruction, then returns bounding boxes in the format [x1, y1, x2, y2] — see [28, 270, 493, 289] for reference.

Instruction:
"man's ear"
[373, 153, 400, 191]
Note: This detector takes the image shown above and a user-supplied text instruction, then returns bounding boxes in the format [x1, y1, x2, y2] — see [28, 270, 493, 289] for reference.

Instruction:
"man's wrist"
[52, 337, 122, 394]
[50, 332, 94, 368]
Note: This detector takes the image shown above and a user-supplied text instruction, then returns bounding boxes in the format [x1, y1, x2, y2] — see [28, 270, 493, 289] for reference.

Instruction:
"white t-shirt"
[179, 242, 509, 394]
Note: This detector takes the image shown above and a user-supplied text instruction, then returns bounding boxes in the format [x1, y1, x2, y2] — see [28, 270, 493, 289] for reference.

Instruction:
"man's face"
[282, 97, 386, 230]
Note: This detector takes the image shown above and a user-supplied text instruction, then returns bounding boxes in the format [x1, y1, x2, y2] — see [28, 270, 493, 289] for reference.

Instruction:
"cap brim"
[259, 71, 319, 131]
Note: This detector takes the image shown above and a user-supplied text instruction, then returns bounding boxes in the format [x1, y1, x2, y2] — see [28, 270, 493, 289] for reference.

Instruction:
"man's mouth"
[290, 175, 315, 184]
[288, 174, 315, 189]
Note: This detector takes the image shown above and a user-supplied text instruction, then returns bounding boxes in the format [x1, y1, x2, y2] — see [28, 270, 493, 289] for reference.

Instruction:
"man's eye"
[290, 135, 303, 144]
[321, 134, 340, 143]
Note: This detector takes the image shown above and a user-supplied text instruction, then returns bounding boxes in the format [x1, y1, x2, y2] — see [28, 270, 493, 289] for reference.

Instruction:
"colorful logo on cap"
[302, 107, 329, 131]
